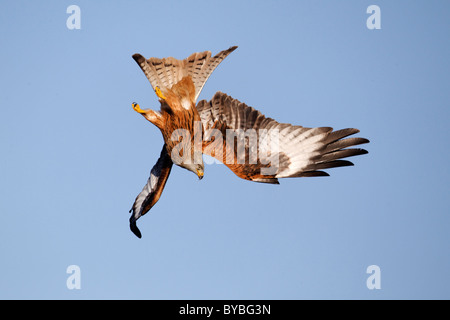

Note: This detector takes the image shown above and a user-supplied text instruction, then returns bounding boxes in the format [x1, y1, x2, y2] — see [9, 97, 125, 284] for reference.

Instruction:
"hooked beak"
[197, 169, 204, 180]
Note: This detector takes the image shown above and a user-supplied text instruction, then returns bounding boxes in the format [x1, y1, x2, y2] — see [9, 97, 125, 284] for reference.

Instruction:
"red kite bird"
[129, 46, 369, 238]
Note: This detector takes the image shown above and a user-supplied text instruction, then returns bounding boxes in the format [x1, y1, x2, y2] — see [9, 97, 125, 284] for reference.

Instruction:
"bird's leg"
[132, 102, 164, 129]
[155, 86, 166, 100]
[132, 102, 146, 114]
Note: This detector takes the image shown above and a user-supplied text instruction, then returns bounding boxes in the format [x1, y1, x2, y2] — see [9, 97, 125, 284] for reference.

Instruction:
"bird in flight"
[129, 46, 369, 238]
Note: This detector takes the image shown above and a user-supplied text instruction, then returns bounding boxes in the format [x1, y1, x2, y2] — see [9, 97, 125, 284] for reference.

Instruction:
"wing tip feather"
[132, 53, 145, 64]
[129, 216, 142, 239]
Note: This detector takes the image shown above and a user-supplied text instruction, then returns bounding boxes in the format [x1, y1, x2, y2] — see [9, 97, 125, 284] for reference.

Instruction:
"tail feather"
[133, 46, 237, 102]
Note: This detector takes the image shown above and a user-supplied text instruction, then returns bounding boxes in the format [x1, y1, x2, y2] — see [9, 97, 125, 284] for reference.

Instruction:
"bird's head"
[181, 162, 204, 180]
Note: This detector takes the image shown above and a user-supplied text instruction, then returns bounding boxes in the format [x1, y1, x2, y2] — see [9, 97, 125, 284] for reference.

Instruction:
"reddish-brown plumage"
[129, 47, 369, 238]
[201, 119, 279, 183]
[143, 76, 202, 165]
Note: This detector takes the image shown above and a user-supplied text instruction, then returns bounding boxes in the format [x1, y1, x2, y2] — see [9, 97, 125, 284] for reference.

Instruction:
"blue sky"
[0, 1, 449, 299]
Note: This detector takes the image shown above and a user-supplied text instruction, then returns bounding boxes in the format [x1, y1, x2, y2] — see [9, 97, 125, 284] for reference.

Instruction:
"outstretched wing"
[129, 145, 173, 238]
[197, 92, 369, 184]
[132, 46, 237, 102]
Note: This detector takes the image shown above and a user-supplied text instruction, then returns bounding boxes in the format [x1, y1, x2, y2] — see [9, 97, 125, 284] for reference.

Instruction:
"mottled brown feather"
[130, 47, 369, 239]
[197, 92, 369, 183]
[133, 46, 237, 102]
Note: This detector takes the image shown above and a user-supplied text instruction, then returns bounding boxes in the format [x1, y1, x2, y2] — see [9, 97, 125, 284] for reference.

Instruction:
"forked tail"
[132, 46, 237, 102]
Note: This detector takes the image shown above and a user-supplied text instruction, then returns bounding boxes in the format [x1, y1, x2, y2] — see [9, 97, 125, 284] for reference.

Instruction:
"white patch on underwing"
[181, 98, 191, 110]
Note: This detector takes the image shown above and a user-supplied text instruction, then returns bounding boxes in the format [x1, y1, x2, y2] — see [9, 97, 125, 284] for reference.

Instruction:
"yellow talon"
[132, 102, 146, 114]
[155, 86, 166, 100]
